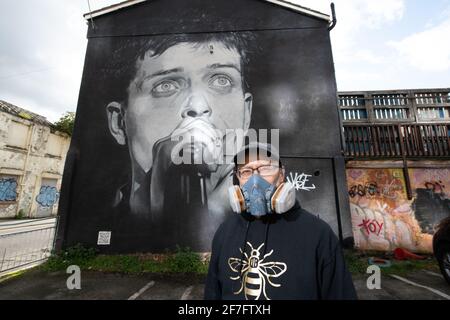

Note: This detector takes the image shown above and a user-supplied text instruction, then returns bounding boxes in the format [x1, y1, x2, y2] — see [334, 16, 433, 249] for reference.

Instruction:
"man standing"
[205, 143, 357, 300]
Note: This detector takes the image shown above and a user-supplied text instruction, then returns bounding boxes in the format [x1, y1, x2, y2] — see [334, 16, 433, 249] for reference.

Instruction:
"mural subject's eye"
[152, 80, 179, 97]
[209, 75, 233, 92]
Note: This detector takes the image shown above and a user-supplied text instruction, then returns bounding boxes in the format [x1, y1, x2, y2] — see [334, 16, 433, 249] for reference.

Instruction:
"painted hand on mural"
[170, 117, 224, 170]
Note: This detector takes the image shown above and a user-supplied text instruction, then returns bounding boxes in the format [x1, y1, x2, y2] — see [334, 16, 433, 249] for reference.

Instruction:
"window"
[7, 121, 29, 149]
[374, 108, 409, 120]
[35, 178, 59, 217]
[339, 95, 365, 107]
[0, 175, 19, 202]
[373, 94, 407, 106]
[341, 109, 368, 121]
[339, 95, 368, 121]
[415, 92, 448, 105]
[418, 107, 450, 120]
[46, 134, 63, 157]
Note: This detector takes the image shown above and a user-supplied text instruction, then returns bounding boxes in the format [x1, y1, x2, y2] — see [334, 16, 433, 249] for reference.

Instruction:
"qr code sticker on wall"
[97, 231, 111, 245]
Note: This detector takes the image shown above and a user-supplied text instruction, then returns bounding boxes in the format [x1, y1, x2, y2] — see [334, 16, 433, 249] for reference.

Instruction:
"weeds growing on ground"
[40, 244, 209, 275]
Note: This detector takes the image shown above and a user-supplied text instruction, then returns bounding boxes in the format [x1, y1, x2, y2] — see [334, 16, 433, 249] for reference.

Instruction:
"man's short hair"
[104, 32, 258, 105]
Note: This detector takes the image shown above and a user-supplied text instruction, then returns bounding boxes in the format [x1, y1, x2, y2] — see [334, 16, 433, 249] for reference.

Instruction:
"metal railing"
[339, 89, 450, 124]
[0, 217, 57, 275]
[343, 123, 450, 159]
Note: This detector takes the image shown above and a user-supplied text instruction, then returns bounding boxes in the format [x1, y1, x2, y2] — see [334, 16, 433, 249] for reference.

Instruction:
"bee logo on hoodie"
[228, 242, 287, 300]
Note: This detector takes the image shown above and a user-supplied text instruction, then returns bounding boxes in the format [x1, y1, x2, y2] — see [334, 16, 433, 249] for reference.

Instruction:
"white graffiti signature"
[287, 172, 316, 192]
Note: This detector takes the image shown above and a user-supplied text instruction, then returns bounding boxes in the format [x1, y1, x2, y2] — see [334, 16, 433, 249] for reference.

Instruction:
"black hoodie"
[204, 201, 358, 300]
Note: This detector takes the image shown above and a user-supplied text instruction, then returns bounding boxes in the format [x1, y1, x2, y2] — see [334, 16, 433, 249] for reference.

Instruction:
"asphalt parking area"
[0, 270, 205, 300]
[0, 269, 449, 300]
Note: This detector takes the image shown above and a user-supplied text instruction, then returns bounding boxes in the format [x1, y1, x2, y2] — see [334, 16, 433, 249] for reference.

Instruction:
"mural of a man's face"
[107, 41, 253, 173]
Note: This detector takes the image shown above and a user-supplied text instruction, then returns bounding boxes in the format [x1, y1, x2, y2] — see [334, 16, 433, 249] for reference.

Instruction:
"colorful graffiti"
[36, 186, 59, 208]
[410, 169, 450, 235]
[0, 178, 18, 202]
[347, 168, 450, 253]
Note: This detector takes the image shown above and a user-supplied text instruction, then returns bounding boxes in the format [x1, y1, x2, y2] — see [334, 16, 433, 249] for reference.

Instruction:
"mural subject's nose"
[181, 94, 212, 118]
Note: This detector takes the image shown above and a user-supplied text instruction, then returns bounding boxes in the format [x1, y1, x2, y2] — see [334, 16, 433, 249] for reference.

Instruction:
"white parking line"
[128, 281, 155, 300]
[180, 285, 194, 300]
[390, 274, 450, 300]
[423, 270, 443, 278]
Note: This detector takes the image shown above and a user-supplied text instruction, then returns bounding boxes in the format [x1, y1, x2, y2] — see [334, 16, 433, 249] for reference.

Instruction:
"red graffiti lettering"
[358, 219, 383, 236]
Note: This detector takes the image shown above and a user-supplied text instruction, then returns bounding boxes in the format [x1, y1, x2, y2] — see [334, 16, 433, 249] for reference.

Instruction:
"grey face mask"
[241, 174, 277, 217]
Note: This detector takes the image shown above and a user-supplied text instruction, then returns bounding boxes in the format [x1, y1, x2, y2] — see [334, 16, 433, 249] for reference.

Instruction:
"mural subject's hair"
[103, 32, 259, 106]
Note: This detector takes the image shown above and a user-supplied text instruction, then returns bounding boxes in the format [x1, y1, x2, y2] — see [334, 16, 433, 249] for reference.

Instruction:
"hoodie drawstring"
[262, 220, 270, 257]
[239, 220, 251, 279]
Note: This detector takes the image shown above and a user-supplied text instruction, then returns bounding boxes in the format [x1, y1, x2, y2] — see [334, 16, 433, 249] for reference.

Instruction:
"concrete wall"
[346, 161, 450, 253]
[0, 111, 70, 218]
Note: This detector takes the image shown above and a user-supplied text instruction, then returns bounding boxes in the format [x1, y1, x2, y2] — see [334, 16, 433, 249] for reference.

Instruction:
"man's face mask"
[228, 173, 296, 217]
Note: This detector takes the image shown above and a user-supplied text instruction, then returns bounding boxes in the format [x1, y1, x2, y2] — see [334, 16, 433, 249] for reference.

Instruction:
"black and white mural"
[57, 0, 352, 253]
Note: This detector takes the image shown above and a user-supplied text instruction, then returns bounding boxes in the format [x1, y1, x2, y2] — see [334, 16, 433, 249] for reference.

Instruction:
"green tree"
[54, 112, 75, 136]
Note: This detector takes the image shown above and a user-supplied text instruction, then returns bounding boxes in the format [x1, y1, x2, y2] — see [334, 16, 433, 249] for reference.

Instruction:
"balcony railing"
[339, 89, 450, 124]
[343, 123, 450, 158]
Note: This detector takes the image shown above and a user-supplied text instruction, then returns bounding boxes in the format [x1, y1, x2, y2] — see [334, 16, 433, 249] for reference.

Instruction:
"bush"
[166, 246, 207, 274]
[14, 209, 26, 220]
[53, 112, 75, 136]
[42, 244, 96, 271]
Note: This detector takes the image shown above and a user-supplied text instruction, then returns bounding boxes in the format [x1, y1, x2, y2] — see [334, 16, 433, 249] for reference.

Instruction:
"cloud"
[0, 0, 118, 122]
[290, 0, 407, 90]
[388, 17, 450, 72]
[0, 0, 446, 121]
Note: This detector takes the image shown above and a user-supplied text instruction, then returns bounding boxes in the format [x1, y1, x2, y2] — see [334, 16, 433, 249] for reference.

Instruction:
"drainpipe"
[16, 122, 34, 217]
[328, 3, 337, 31]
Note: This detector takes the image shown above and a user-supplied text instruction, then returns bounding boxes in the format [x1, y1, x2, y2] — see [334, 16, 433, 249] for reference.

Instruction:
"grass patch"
[40, 245, 440, 278]
[344, 249, 440, 276]
[40, 244, 209, 275]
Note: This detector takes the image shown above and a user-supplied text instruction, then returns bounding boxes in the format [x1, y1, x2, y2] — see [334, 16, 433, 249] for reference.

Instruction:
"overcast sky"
[0, 0, 449, 122]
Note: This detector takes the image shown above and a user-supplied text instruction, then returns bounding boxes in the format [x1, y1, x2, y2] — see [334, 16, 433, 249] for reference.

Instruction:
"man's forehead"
[136, 41, 242, 75]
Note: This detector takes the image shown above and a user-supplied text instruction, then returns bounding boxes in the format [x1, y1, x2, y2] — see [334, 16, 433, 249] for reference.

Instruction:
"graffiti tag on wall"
[347, 168, 450, 253]
[358, 219, 383, 236]
[287, 172, 316, 192]
[0, 178, 18, 202]
[36, 186, 59, 208]
[410, 170, 450, 235]
[348, 181, 403, 200]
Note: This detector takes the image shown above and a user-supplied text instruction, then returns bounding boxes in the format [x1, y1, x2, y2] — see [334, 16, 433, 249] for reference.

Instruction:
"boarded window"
[36, 178, 59, 217]
[7, 122, 29, 149]
[46, 134, 63, 157]
[0, 175, 19, 202]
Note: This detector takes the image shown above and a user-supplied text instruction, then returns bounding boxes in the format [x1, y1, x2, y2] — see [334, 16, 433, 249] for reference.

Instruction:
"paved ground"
[0, 269, 449, 300]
